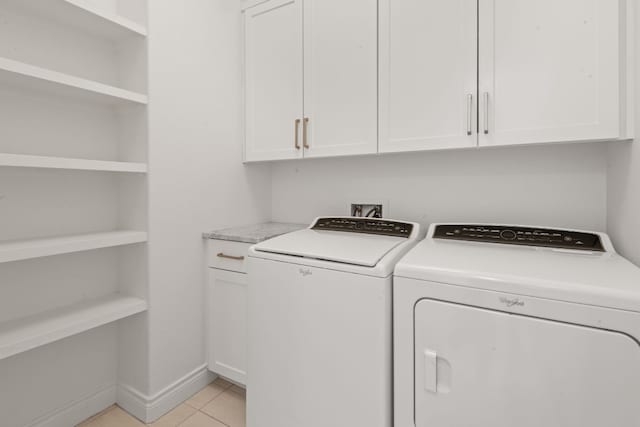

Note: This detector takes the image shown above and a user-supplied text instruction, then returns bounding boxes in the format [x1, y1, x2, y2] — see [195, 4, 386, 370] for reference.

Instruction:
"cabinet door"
[379, 0, 478, 153]
[479, 0, 621, 146]
[301, 0, 378, 158]
[244, 0, 303, 161]
[207, 269, 247, 385]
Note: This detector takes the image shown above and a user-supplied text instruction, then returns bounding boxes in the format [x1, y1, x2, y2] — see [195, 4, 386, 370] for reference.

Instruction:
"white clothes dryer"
[394, 223, 640, 427]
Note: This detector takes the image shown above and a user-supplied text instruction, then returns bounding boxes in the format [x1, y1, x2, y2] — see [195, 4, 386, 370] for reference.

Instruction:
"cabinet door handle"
[466, 94, 473, 136]
[483, 92, 490, 135]
[217, 252, 245, 261]
[303, 117, 310, 149]
[294, 119, 301, 150]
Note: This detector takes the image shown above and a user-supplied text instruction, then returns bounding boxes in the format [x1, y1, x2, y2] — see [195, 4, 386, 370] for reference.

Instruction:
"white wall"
[0, 325, 118, 427]
[608, 142, 640, 265]
[272, 143, 608, 232]
[145, 0, 271, 397]
[607, 3, 640, 266]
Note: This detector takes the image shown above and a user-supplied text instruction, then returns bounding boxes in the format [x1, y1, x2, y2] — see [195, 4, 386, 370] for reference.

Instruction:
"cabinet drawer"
[208, 240, 252, 272]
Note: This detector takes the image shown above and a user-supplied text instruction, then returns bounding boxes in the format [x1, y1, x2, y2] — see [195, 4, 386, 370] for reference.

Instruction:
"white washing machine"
[394, 224, 640, 427]
[246, 217, 422, 427]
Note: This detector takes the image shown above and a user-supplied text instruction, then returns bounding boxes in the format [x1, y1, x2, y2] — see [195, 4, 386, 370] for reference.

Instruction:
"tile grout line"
[179, 379, 238, 426]
[200, 387, 237, 426]
[176, 406, 231, 427]
[196, 386, 244, 427]
[183, 378, 234, 410]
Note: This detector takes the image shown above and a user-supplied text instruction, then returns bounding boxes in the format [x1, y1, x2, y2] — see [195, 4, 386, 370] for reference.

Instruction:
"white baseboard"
[117, 364, 215, 423]
[22, 366, 214, 426]
[28, 385, 116, 427]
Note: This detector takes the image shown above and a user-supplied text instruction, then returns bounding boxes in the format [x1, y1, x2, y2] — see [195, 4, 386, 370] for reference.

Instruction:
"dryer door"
[414, 299, 640, 427]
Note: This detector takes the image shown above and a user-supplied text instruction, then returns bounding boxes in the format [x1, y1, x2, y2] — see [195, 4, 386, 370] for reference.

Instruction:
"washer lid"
[252, 228, 407, 267]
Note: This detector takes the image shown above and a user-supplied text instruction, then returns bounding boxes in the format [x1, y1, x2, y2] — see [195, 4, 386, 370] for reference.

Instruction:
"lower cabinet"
[207, 269, 248, 385]
[207, 241, 250, 385]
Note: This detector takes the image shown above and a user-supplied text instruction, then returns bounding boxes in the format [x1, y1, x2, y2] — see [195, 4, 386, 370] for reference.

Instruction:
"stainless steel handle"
[217, 252, 245, 261]
[294, 119, 301, 150]
[303, 117, 310, 149]
[483, 92, 489, 135]
[466, 94, 473, 136]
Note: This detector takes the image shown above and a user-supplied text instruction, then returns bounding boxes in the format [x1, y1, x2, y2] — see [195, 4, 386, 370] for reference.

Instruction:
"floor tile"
[77, 405, 117, 426]
[185, 381, 230, 409]
[179, 412, 226, 427]
[229, 385, 245, 396]
[201, 390, 246, 427]
[76, 406, 144, 427]
[213, 377, 234, 389]
[78, 378, 240, 427]
[149, 403, 198, 426]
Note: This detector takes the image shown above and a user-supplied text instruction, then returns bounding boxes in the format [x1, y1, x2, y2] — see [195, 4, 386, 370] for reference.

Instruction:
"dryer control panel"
[312, 217, 413, 238]
[433, 225, 605, 252]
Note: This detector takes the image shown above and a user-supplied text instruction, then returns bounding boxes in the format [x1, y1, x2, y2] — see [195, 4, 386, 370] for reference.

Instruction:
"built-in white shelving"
[0, 2, 149, 418]
[3, 0, 147, 40]
[0, 57, 148, 105]
[0, 294, 148, 361]
[0, 153, 147, 173]
[0, 231, 148, 264]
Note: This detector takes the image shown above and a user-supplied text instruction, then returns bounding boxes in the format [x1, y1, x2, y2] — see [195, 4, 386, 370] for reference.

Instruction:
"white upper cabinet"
[244, 0, 304, 162]
[302, 0, 378, 158]
[245, 0, 633, 161]
[244, 0, 377, 161]
[478, 0, 629, 146]
[379, 0, 478, 153]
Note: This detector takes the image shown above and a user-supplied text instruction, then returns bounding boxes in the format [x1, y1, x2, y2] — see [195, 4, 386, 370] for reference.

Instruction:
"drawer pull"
[217, 252, 245, 261]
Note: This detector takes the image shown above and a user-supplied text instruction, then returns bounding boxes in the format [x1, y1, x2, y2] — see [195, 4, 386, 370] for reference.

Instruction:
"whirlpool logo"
[499, 297, 525, 308]
[299, 268, 312, 277]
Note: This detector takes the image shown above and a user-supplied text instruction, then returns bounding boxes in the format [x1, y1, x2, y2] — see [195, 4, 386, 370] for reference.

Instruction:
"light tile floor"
[77, 378, 245, 427]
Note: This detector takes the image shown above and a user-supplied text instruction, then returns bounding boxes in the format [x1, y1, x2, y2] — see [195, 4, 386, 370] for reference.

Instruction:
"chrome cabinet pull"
[294, 119, 301, 150]
[466, 94, 473, 136]
[217, 252, 245, 261]
[483, 92, 489, 135]
[303, 117, 310, 149]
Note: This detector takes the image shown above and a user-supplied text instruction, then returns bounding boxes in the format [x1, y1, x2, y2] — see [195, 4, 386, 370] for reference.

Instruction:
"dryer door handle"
[424, 349, 438, 393]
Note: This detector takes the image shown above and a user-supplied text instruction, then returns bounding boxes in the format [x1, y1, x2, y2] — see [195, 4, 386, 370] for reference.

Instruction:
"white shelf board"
[0, 231, 148, 264]
[0, 57, 148, 105]
[3, 0, 147, 39]
[0, 294, 147, 361]
[0, 153, 147, 173]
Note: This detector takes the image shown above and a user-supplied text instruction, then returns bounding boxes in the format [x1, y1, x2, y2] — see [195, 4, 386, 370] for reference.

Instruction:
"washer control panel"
[433, 225, 605, 252]
[312, 217, 413, 238]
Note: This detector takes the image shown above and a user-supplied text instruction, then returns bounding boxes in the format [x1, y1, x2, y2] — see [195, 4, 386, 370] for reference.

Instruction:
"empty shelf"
[2, 0, 147, 40]
[0, 294, 148, 360]
[0, 57, 148, 105]
[0, 231, 148, 264]
[0, 153, 147, 173]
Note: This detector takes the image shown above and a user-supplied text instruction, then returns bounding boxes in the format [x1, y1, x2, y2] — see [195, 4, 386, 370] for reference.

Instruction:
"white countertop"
[202, 222, 307, 244]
